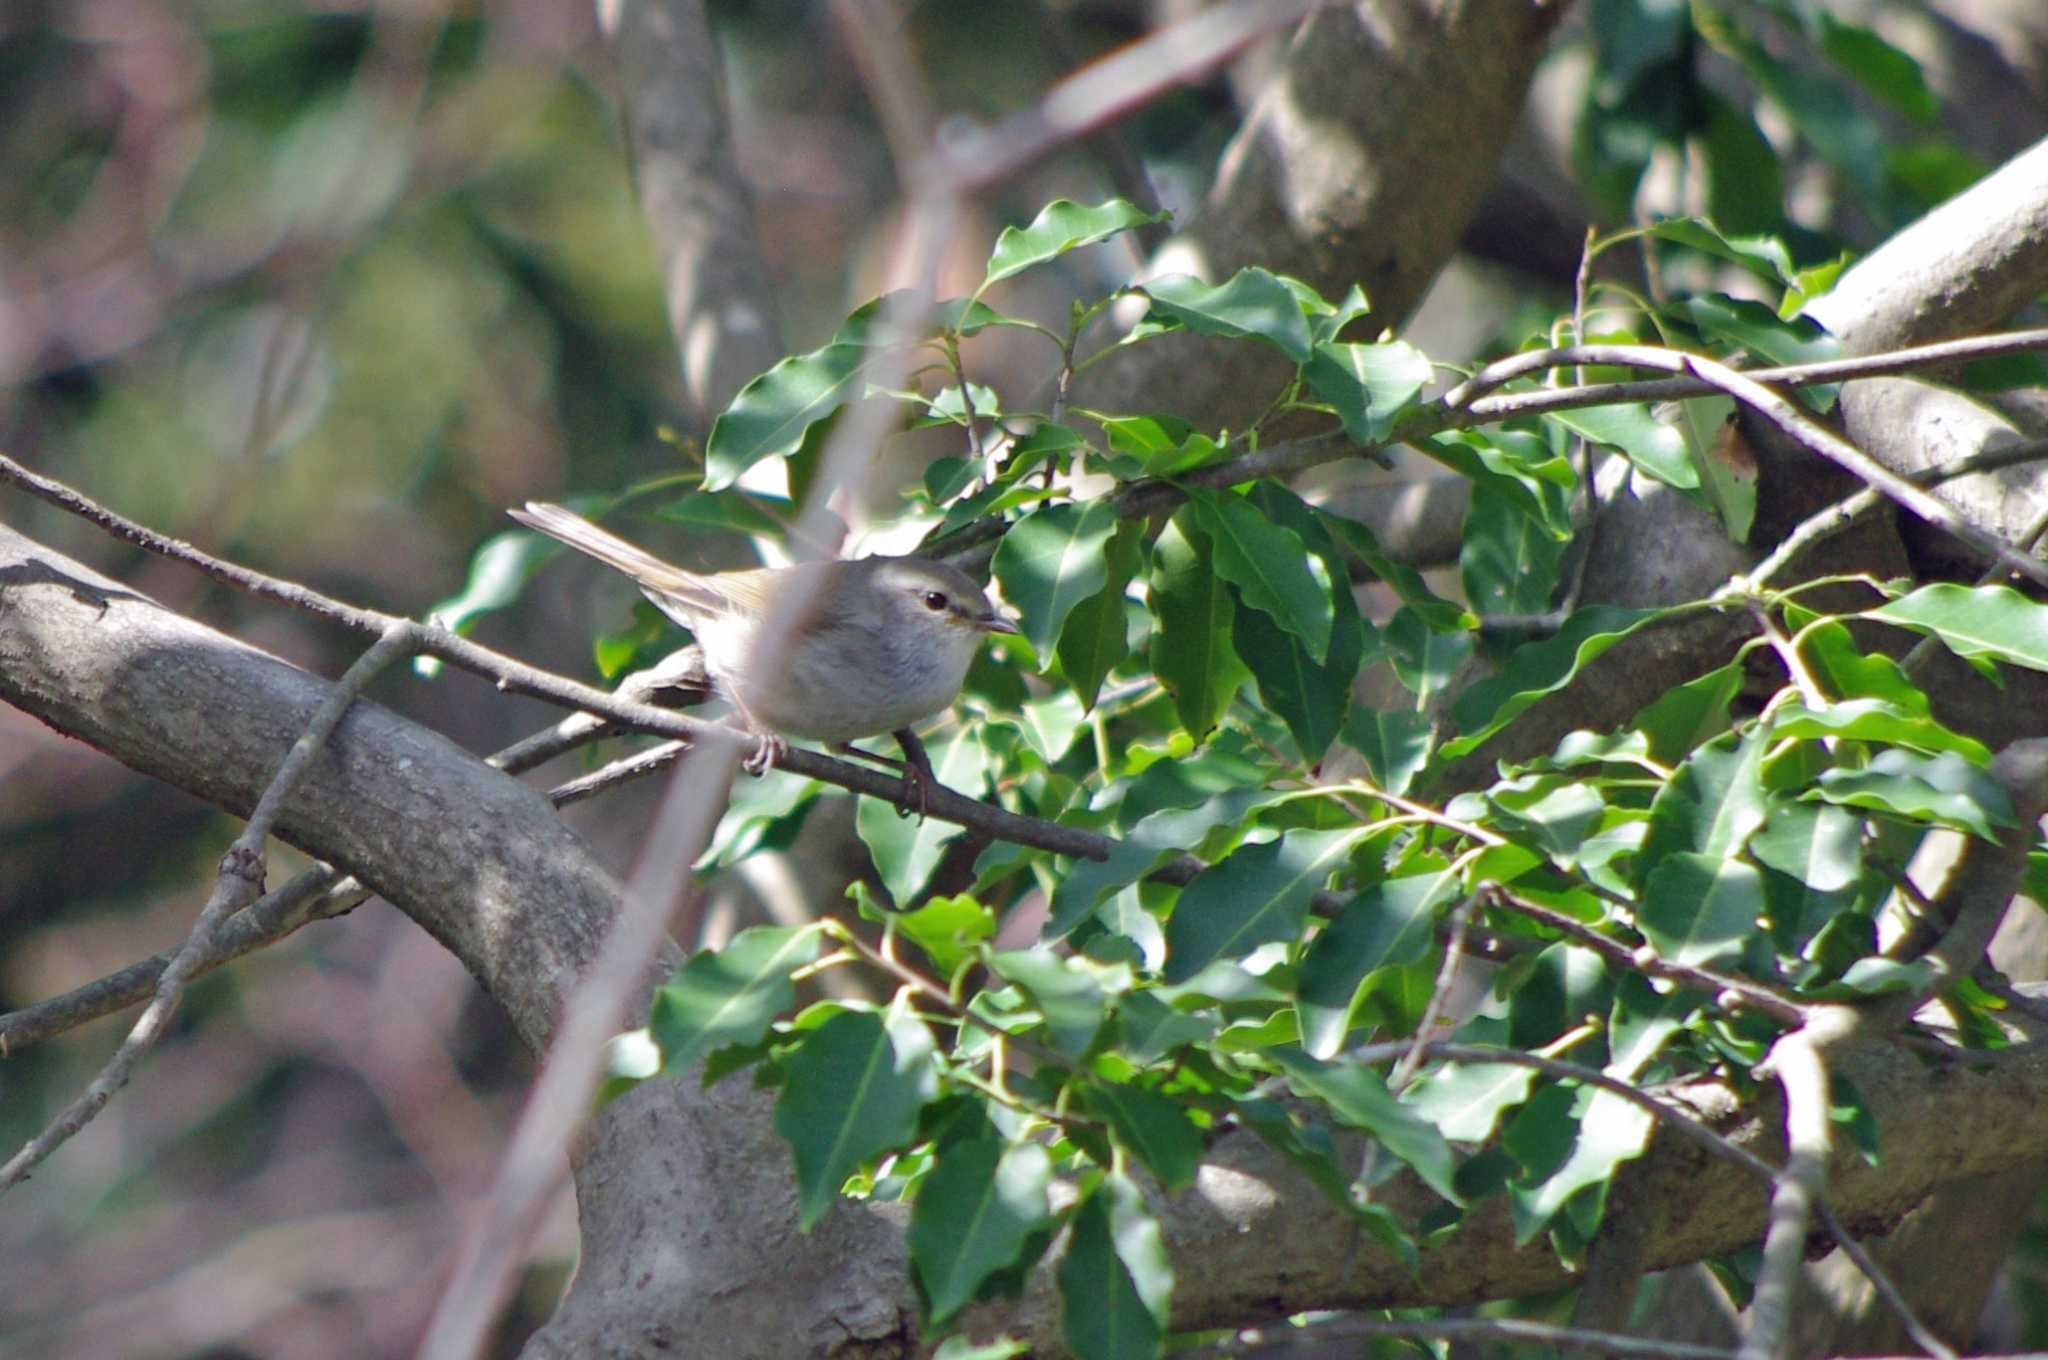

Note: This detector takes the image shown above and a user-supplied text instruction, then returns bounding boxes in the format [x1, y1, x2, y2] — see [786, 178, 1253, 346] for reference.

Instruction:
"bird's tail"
[509, 502, 719, 610]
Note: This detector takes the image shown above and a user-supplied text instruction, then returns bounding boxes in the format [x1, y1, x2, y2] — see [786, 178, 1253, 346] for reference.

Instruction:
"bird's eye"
[921, 590, 949, 612]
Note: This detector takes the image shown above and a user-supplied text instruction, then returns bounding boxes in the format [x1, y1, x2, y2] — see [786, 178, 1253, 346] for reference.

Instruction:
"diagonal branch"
[0, 617, 416, 1193]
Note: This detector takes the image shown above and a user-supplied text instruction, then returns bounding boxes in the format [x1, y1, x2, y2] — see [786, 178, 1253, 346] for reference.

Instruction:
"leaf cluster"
[556, 191, 2048, 1356]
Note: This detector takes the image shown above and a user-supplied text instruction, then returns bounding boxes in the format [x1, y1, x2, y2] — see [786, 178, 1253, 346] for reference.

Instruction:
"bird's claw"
[743, 731, 786, 776]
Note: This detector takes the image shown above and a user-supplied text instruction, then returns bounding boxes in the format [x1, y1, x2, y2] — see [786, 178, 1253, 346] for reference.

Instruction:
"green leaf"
[1149, 514, 1252, 739]
[1639, 219, 1802, 289]
[652, 488, 796, 537]
[1083, 1083, 1205, 1190]
[1696, 99, 1784, 236]
[1185, 488, 1336, 663]
[1769, 698, 1990, 762]
[1301, 339, 1433, 444]
[1547, 402, 1695, 490]
[1683, 295, 1840, 369]
[1057, 519, 1141, 710]
[1507, 1087, 1654, 1242]
[1461, 483, 1567, 617]
[775, 1010, 939, 1229]
[910, 1140, 1055, 1324]
[893, 894, 998, 977]
[1096, 413, 1225, 476]
[983, 198, 1166, 288]
[1633, 661, 1741, 764]
[431, 527, 572, 641]
[1044, 790, 1271, 940]
[1637, 724, 1771, 881]
[650, 925, 824, 1077]
[988, 950, 1121, 1059]
[856, 728, 993, 898]
[1867, 583, 2048, 672]
[992, 500, 1122, 666]
[1405, 1057, 1539, 1144]
[1673, 394, 1755, 542]
[1444, 606, 1662, 756]
[704, 341, 867, 490]
[1750, 800, 1863, 894]
[1318, 508, 1472, 632]
[1342, 706, 1433, 796]
[1810, 749, 2015, 840]
[1266, 1048, 1460, 1203]
[1140, 268, 1314, 362]
[1164, 829, 1363, 984]
[1228, 487, 1372, 763]
[1296, 874, 1450, 1058]
[1816, 10, 1936, 125]
[933, 1337, 1029, 1360]
[1059, 1177, 1168, 1360]
[1638, 852, 1765, 969]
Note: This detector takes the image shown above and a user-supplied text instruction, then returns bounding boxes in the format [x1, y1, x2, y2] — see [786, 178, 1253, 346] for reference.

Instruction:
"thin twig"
[1456, 345, 2048, 589]
[1182, 1312, 1739, 1360]
[0, 618, 417, 1193]
[0, 453, 1113, 864]
[1488, 887, 1809, 1025]
[1749, 438, 2048, 587]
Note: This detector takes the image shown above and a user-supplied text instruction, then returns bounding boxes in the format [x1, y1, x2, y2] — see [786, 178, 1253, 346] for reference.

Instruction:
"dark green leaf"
[1296, 873, 1451, 1058]
[1507, 1087, 1653, 1242]
[1266, 1048, 1460, 1203]
[1185, 488, 1335, 663]
[1682, 295, 1840, 368]
[1083, 1083, 1205, 1190]
[910, 1140, 1055, 1324]
[1638, 852, 1764, 969]
[1164, 829, 1364, 984]
[1461, 483, 1567, 617]
[1058, 1177, 1169, 1360]
[1057, 520, 1141, 710]
[1444, 606, 1662, 756]
[1148, 515, 1251, 739]
[856, 729, 992, 898]
[775, 1010, 939, 1229]
[988, 950, 1121, 1059]
[1633, 661, 1741, 764]
[1637, 724, 1771, 880]
[1750, 800, 1862, 894]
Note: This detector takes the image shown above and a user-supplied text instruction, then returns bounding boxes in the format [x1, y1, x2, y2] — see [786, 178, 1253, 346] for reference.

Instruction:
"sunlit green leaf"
[983, 198, 1166, 288]
[1140, 268, 1314, 362]
[1867, 583, 2048, 672]
[1164, 829, 1364, 984]
[993, 499, 1122, 665]
[705, 341, 867, 490]
[1301, 339, 1432, 444]
[649, 925, 824, 1078]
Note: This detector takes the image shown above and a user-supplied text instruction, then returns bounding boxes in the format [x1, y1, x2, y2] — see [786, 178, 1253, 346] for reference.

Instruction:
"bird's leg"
[831, 730, 937, 818]
[722, 694, 786, 776]
[891, 727, 936, 819]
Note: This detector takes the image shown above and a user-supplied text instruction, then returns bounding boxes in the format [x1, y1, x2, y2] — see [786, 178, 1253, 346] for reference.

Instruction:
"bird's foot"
[743, 730, 787, 776]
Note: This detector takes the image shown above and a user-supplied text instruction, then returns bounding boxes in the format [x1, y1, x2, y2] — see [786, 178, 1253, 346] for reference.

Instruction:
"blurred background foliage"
[1, 0, 2045, 1355]
[0, 4, 1221, 1355]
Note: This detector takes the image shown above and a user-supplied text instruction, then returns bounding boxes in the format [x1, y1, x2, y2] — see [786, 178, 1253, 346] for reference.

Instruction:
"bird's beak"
[981, 613, 1020, 635]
